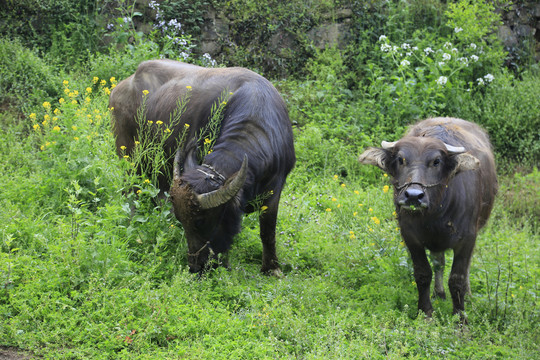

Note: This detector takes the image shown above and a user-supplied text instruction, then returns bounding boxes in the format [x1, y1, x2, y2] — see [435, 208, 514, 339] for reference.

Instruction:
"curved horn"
[381, 141, 397, 150]
[196, 155, 248, 209]
[444, 143, 466, 154]
[173, 147, 183, 181]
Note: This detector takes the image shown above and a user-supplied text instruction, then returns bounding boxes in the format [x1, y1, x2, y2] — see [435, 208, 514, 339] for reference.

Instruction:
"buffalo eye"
[433, 158, 441, 167]
[398, 157, 405, 165]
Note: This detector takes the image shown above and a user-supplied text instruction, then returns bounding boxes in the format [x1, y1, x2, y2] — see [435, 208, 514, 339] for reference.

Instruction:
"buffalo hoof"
[432, 289, 446, 300]
[263, 267, 283, 278]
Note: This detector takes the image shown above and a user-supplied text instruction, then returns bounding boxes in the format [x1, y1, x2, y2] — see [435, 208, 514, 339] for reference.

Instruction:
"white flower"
[444, 42, 452, 49]
[470, 43, 477, 49]
[107, 23, 114, 30]
[380, 43, 392, 52]
[458, 57, 469, 66]
[477, 78, 485, 85]
[454, 27, 463, 33]
[180, 52, 190, 60]
[401, 43, 410, 50]
[484, 74, 495, 82]
[149, 1, 159, 9]
[436, 76, 448, 86]
[443, 53, 451, 61]
[470, 55, 479, 62]
[400, 59, 410, 67]
[379, 35, 387, 42]
[438, 61, 446, 67]
[452, 48, 458, 53]
[412, 46, 418, 51]
[424, 47, 434, 55]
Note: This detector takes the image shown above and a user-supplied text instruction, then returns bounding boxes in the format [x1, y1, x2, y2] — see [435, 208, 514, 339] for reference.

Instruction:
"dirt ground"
[0, 347, 32, 360]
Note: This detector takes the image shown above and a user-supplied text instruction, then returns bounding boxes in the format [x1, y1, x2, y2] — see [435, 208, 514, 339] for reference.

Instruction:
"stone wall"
[200, 2, 540, 64]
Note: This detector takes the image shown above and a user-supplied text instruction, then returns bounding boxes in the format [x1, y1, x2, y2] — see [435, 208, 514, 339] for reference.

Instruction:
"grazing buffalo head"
[359, 137, 479, 214]
[170, 150, 249, 273]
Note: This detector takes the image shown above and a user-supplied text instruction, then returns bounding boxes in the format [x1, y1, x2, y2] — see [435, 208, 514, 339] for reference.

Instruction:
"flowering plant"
[365, 0, 505, 124]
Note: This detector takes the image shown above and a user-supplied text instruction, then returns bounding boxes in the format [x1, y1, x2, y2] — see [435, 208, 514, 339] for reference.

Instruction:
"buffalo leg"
[407, 243, 433, 316]
[259, 193, 282, 276]
[430, 251, 446, 299]
[449, 239, 475, 315]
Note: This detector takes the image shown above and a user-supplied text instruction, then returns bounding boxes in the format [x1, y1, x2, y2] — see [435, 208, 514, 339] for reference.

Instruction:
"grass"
[0, 74, 539, 359]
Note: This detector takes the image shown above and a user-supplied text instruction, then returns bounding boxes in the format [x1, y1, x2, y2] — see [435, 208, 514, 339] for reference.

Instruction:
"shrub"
[457, 71, 540, 164]
[0, 39, 62, 110]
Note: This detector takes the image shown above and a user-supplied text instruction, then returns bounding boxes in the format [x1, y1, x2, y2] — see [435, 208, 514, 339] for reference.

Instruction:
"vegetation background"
[0, 0, 538, 358]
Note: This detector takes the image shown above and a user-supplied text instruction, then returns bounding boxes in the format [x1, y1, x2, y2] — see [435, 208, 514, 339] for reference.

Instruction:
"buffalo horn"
[381, 141, 397, 149]
[196, 155, 248, 209]
[173, 147, 183, 181]
[443, 143, 466, 154]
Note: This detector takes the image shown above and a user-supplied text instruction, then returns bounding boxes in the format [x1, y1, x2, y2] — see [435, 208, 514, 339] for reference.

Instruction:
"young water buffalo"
[109, 60, 295, 274]
[359, 117, 497, 317]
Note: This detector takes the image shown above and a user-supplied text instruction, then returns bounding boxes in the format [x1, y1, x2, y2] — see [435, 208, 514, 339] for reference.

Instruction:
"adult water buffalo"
[109, 59, 295, 275]
[359, 117, 497, 317]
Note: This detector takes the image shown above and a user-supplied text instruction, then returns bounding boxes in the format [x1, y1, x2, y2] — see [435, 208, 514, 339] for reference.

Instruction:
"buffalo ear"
[450, 153, 480, 177]
[358, 147, 388, 171]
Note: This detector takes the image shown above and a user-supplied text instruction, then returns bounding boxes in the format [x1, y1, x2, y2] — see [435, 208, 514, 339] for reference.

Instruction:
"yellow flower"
[100, 79, 107, 86]
[333, 174, 338, 180]
[120, 146, 127, 151]
[341, 183, 346, 188]
[93, 76, 99, 84]
[135, 141, 140, 146]
[353, 212, 358, 217]
[59, 98, 65, 104]
[392, 211, 397, 217]
[144, 179, 151, 184]
[354, 190, 359, 195]
[221, 101, 227, 105]
[72, 126, 78, 131]
[208, 150, 213, 154]
[186, 85, 192, 89]
[110, 77, 117, 84]
[42, 120, 48, 126]
[63, 80, 69, 87]
[54, 108, 61, 115]
[64, 88, 70, 95]
[29, 113, 36, 120]
[42, 101, 51, 110]
[85, 97, 91, 103]
[148, 120, 153, 125]
[204, 138, 212, 144]
[40, 145, 45, 151]
[371, 216, 380, 225]
[368, 207, 373, 212]
[326, 208, 332, 212]
[142, 90, 149, 95]
[358, 203, 363, 207]
[383, 185, 389, 193]
[123, 155, 130, 159]
[184, 123, 190, 128]
[71, 100, 77, 105]
[86, 87, 92, 94]
[261, 206, 268, 212]
[383, 173, 388, 177]
[156, 120, 163, 125]
[104, 87, 111, 95]
[33, 124, 40, 130]
[165, 128, 171, 133]
[137, 189, 142, 194]
[337, 204, 342, 208]
[331, 197, 337, 202]
[52, 117, 58, 122]
[53, 126, 60, 132]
